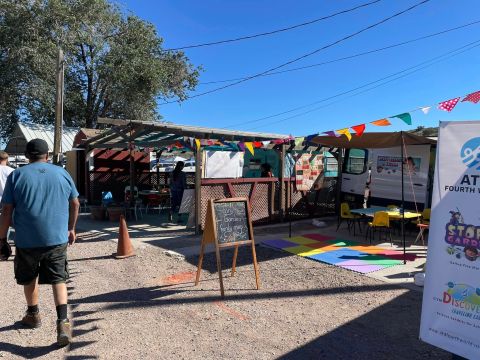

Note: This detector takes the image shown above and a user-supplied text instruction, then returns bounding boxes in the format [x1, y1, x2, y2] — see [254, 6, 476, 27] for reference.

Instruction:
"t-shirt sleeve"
[2, 173, 14, 205]
[65, 172, 79, 200]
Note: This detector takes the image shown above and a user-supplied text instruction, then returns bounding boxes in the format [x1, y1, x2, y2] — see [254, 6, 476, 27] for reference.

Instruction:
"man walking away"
[0, 151, 14, 204]
[0, 139, 80, 347]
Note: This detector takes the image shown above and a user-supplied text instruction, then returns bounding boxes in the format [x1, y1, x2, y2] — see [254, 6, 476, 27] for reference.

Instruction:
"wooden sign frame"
[195, 197, 260, 297]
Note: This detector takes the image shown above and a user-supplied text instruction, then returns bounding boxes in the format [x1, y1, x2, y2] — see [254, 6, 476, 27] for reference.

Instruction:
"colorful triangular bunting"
[336, 128, 352, 141]
[391, 113, 412, 125]
[370, 119, 391, 126]
[351, 124, 366, 137]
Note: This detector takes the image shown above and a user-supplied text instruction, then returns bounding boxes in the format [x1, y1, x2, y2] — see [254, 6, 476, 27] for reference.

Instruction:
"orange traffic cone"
[114, 215, 135, 259]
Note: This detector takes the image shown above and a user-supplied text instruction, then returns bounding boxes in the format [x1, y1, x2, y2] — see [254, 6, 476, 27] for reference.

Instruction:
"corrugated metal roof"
[5, 123, 79, 154]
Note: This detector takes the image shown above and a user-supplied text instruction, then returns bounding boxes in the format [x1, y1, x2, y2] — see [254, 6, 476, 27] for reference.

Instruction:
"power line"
[243, 40, 480, 131]
[199, 19, 480, 85]
[159, 0, 431, 105]
[165, 0, 382, 51]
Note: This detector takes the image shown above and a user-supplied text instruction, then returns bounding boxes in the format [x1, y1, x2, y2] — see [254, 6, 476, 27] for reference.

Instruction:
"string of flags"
[301, 89, 480, 142]
[125, 89, 480, 155]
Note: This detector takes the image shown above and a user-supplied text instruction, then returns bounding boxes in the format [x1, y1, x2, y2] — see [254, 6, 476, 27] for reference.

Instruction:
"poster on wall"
[420, 121, 480, 359]
[204, 151, 244, 179]
[295, 154, 324, 191]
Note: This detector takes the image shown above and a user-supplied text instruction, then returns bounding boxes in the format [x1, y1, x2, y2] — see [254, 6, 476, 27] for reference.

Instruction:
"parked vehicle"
[341, 145, 435, 208]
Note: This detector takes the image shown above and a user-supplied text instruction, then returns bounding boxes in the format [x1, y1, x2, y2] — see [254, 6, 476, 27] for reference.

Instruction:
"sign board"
[371, 145, 431, 204]
[195, 197, 260, 297]
[295, 153, 324, 191]
[420, 121, 480, 359]
[204, 151, 244, 178]
[213, 201, 250, 245]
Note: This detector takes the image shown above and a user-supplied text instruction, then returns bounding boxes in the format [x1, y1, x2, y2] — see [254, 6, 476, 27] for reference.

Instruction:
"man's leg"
[20, 278, 42, 328]
[53, 283, 71, 346]
[24, 278, 39, 306]
[52, 282, 67, 307]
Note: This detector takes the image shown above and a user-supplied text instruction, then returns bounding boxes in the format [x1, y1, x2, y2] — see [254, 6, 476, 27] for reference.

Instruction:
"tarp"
[310, 132, 436, 149]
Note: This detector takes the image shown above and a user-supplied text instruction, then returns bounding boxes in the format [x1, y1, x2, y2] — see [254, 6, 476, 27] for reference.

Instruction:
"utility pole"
[53, 48, 64, 165]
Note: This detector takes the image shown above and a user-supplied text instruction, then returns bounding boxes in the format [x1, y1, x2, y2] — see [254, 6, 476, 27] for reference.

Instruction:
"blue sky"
[118, 0, 480, 137]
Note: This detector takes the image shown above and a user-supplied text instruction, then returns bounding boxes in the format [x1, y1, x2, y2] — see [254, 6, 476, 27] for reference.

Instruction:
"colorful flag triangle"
[391, 113, 412, 125]
[351, 124, 366, 137]
[461, 91, 480, 104]
[438, 97, 460, 112]
[245, 142, 254, 155]
[370, 119, 391, 126]
[294, 137, 305, 146]
[194, 139, 200, 151]
[420, 106, 431, 114]
[323, 131, 337, 137]
[336, 128, 352, 141]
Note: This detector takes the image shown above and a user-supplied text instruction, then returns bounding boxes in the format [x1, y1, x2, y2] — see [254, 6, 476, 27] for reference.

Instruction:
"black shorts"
[14, 244, 69, 285]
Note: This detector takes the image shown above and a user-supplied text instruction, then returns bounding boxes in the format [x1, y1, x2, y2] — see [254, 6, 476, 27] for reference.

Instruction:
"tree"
[0, 0, 200, 140]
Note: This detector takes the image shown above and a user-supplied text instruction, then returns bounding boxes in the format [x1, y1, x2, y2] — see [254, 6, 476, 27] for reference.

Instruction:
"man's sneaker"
[21, 312, 41, 328]
[56, 319, 72, 347]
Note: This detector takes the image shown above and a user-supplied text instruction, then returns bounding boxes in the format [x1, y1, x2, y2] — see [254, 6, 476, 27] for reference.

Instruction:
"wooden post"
[279, 144, 286, 220]
[129, 146, 135, 207]
[335, 148, 344, 216]
[53, 48, 64, 165]
[231, 244, 239, 276]
[194, 146, 202, 235]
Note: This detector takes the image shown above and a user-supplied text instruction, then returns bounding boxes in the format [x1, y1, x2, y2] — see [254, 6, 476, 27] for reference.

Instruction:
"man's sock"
[27, 305, 39, 314]
[56, 304, 68, 321]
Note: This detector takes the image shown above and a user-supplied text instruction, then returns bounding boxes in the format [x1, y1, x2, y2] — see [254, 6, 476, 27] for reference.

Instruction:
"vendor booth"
[75, 118, 339, 233]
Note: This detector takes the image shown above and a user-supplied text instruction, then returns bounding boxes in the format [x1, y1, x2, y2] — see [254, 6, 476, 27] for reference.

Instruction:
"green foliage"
[0, 0, 200, 140]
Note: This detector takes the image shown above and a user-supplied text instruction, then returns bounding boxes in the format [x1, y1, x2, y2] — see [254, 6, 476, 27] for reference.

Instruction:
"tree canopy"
[0, 0, 201, 140]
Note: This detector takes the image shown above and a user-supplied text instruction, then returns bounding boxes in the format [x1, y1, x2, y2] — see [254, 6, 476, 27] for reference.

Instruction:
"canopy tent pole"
[289, 173, 292, 238]
[129, 124, 135, 208]
[194, 146, 202, 235]
[401, 131, 406, 264]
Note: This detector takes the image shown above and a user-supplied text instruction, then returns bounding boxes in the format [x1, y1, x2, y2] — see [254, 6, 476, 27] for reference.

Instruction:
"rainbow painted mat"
[262, 233, 416, 274]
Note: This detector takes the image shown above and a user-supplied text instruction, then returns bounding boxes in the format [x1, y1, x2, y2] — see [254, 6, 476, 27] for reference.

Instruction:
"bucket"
[90, 205, 106, 220]
[107, 206, 125, 222]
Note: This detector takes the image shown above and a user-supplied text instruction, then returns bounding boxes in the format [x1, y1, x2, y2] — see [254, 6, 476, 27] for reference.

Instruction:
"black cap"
[25, 138, 49, 156]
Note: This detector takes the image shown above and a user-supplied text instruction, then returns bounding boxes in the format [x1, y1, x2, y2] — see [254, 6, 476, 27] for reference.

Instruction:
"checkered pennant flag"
[438, 97, 460, 112]
[462, 90, 480, 104]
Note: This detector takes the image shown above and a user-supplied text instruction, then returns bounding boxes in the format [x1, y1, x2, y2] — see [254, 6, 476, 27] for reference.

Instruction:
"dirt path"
[0, 227, 448, 359]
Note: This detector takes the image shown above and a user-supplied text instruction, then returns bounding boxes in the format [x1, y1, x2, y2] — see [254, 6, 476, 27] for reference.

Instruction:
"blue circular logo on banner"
[460, 137, 480, 170]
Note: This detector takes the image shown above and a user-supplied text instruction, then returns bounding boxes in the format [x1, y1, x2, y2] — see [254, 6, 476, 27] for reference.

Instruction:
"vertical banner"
[420, 121, 480, 359]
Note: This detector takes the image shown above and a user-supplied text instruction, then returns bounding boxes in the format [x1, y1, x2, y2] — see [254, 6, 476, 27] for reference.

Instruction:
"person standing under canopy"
[169, 161, 187, 223]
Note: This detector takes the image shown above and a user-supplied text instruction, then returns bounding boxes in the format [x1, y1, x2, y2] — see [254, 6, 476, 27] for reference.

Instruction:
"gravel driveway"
[0, 225, 449, 359]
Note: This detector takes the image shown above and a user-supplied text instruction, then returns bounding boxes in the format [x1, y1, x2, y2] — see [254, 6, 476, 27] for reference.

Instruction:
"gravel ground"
[0, 226, 449, 360]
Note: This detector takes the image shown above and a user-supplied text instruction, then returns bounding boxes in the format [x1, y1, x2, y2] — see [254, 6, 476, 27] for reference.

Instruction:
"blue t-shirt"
[2, 162, 79, 248]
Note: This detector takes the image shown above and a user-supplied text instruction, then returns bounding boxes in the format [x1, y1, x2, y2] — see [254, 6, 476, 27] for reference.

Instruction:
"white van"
[341, 144, 435, 207]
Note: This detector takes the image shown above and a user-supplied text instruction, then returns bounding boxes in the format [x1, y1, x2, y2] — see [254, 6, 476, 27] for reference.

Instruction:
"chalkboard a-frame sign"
[195, 197, 260, 297]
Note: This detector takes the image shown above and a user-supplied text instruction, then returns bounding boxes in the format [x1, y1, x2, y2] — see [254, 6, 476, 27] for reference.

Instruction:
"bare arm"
[68, 198, 80, 245]
[0, 204, 13, 239]
[68, 198, 80, 231]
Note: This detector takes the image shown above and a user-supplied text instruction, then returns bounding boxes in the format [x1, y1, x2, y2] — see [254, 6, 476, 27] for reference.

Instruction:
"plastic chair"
[78, 196, 88, 213]
[420, 208, 431, 224]
[124, 186, 139, 202]
[366, 211, 393, 245]
[336, 202, 362, 235]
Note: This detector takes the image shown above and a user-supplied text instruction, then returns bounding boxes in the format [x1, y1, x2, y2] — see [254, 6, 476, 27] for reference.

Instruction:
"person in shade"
[169, 161, 187, 223]
[0, 139, 80, 347]
[260, 163, 273, 177]
[0, 151, 14, 205]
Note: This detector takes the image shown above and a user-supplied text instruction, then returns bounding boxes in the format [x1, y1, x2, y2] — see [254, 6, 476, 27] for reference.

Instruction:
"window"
[344, 148, 367, 174]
